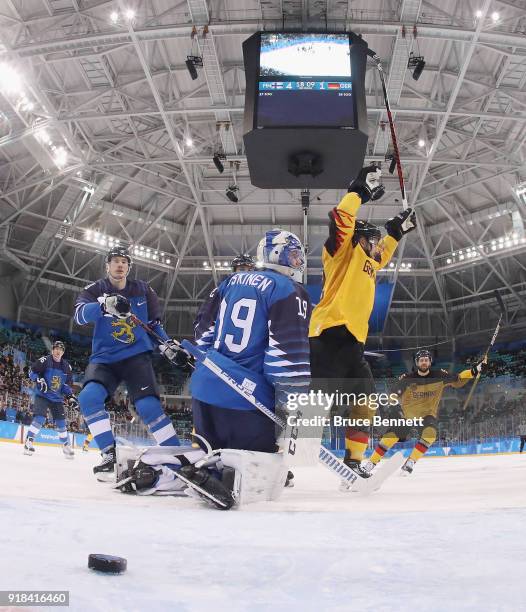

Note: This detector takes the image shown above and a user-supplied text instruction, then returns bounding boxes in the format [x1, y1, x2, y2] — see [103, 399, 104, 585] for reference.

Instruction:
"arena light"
[53, 146, 68, 168]
[110, 11, 119, 22]
[491, 11, 500, 22]
[213, 153, 225, 174]
[186, 55, 203, 81]
[226, 185, 239, 203]
[125, 8, 136, 21]
[475, 10, 483, 18]
[408, 53, 426, 81]
[418, 139, 425, 148]
[0, 63, 23, 96]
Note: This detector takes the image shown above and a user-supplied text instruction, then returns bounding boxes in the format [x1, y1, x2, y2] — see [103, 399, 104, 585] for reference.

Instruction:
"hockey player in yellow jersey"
[364, 349, 488, 475]
[309, 165, 417, 478]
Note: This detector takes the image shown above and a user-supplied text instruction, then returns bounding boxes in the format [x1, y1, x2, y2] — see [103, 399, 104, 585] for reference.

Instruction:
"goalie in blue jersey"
[191, 229, 311, 452]
[112, 232, 312, 509]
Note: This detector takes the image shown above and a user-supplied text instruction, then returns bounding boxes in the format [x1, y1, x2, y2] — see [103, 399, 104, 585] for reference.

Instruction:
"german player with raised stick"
[364, 349, 487, 475]
[309, 165, 417, 480]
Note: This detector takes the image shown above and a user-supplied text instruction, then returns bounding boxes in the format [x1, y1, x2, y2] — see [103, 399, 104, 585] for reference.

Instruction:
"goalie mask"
[257, 229, 305, 283]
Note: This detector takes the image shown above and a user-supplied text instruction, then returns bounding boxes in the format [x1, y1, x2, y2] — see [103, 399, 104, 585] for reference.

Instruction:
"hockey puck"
[88, 554, 127, 574]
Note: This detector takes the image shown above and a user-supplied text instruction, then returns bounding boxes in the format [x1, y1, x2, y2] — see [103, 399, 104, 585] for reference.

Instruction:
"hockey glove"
[118, 463, 160, 494]
[99, 294, 131, 319]
[471, 359, 488, 377]
[65, 395, 79, 410]
[159, 340, 194, 370]
[36, 377, 48, 393]
[385, 208, 417, 241]
[348, 165, 385, 204]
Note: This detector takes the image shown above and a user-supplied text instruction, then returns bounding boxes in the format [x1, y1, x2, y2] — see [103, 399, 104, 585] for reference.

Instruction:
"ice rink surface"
[1, 442, 525, 612]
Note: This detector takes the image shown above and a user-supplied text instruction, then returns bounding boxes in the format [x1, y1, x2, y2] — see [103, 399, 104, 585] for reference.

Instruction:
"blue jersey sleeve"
[30, 356, 47, 378]
[74, 282, 103, 325]
[194, 285, 223, 350]
[264, 283, 312, 392]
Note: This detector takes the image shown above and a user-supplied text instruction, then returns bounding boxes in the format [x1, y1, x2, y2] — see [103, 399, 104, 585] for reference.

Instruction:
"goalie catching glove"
[348, 164, 385, 204]
[385, 208, 417, 241]
[159, 339, 194, 370]
[98, 294, 131, 319]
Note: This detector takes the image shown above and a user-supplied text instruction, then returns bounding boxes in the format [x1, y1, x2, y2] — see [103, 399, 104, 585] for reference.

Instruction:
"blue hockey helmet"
[257, 229, 305, 283]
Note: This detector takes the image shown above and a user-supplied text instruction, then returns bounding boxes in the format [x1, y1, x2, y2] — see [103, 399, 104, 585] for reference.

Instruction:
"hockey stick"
[127, 314, 195, 369]
[367, 49, 408, 210]
[462, 290, 505, 411]
[180, 340, 361, 488]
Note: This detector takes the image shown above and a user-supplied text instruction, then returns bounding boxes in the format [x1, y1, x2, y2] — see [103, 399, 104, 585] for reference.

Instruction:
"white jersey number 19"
[214, 297, 257, 353]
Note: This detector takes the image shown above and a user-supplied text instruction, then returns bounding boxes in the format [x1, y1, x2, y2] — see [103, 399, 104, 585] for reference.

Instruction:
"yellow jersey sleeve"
[447, 368, 474, 389]
[324, 192, 362, 258]
[377, 235, 398, 269]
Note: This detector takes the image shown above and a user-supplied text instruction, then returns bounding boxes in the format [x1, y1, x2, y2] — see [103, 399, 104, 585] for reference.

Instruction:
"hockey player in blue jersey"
[74, 246, 181, 476]
[191, 229, 311, 452]
[24, 341, 77, 459]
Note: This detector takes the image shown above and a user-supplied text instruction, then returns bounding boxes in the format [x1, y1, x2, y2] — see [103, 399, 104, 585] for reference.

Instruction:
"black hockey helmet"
[106, 246, 132, 265]
[352, 220, 382, 247]
[231, 253, 255, 272]
[414, 349, 432, 365]
[52, 340, 65, 351]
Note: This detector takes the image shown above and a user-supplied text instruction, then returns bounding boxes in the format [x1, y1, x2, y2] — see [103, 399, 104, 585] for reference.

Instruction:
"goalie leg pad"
[218, 449, 289, 505]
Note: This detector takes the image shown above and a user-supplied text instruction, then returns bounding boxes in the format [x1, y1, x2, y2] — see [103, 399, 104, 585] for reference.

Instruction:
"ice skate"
[23, 438, 35, 456]
[93, 445, 116, 476]
[63, 442, 74, 460]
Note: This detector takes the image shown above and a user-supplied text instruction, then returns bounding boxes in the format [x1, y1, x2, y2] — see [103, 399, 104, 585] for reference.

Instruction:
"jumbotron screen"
[256, 32, 354, 128]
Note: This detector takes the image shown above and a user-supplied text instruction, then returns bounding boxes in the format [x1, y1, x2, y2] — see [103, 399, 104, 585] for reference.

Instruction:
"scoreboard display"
[256, 33, 355, 128]
[243, 31, 369, 188]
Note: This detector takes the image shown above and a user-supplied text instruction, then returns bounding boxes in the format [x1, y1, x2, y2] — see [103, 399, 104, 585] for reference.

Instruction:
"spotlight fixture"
[110, 11, 119, 22]
[418, 139, 425, 148]
[408, 52, 426, 81]
[213, 152, 226, 174]
[226, 185, 239, 203]
[491, 11, 499, 22]
[185, 55, 203, 81]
